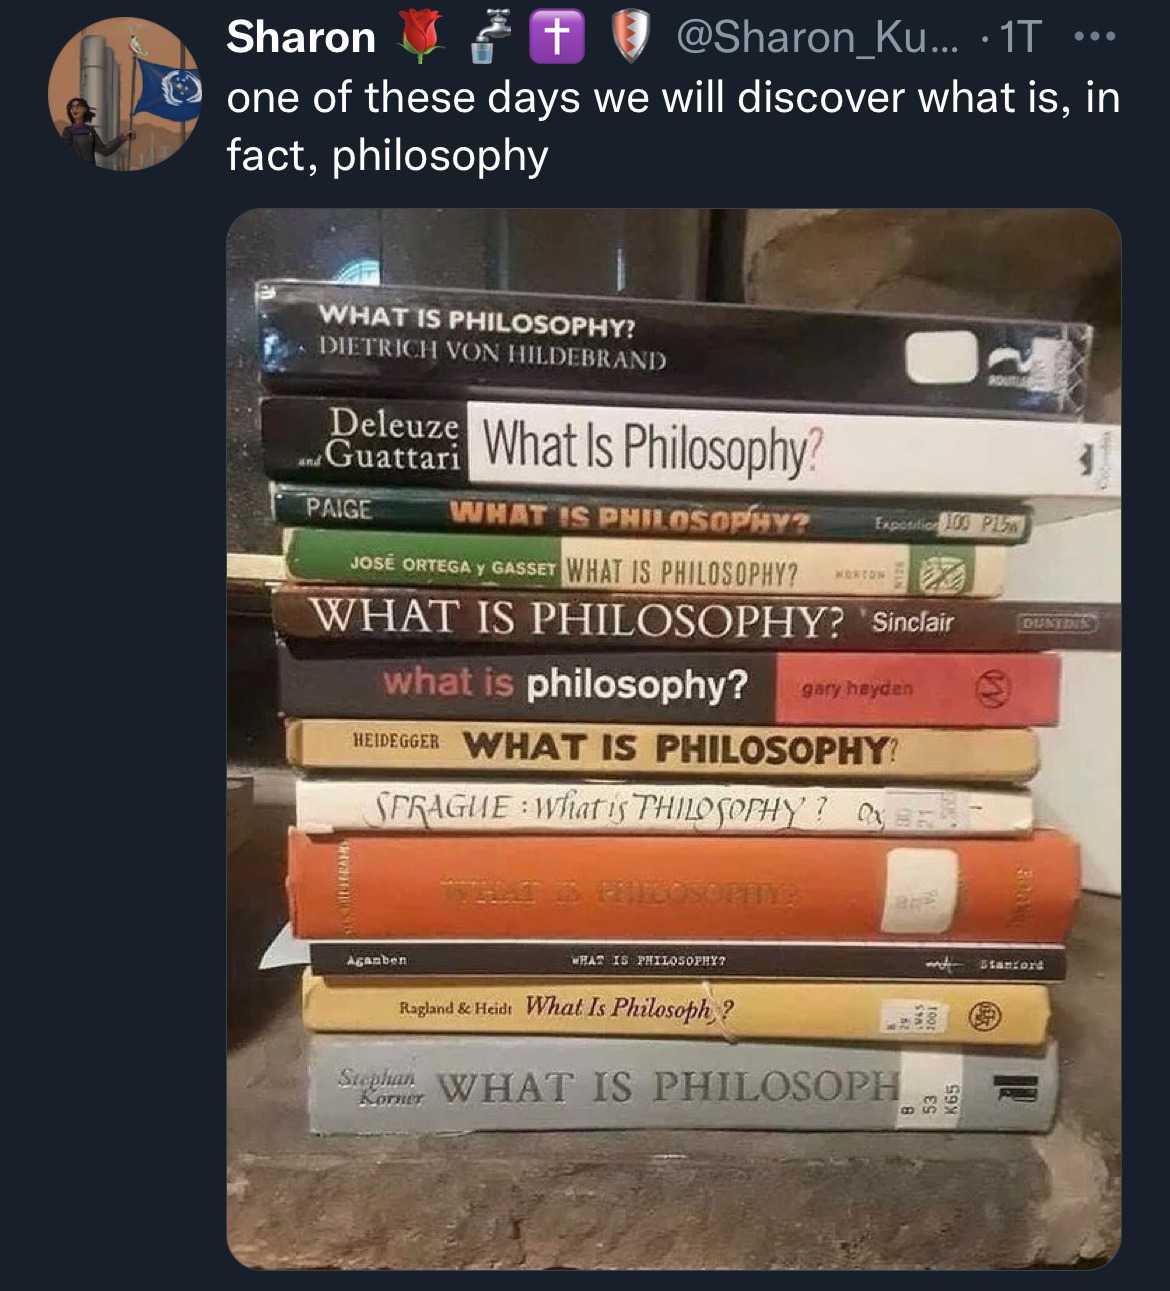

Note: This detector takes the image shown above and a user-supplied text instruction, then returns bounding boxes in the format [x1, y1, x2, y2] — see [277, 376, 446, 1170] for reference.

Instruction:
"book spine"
[293, 779, 1035, 837]
[270, 482, 1034, 544]
[282, 530, 1007, 598]
[260, 395, 1117, 497]
[271, 587, 1123, 652]
[307, 940, 1066, 982]
[284, 719, 1040, 781]
[284, 829, 1079, 941]
[301, 974, 1052, 1046]
[308, 1035, 1060, 1133]
[277, 646, 1060, 727]
[257, 282, 1091, 417]
[261, 397, 469, 486]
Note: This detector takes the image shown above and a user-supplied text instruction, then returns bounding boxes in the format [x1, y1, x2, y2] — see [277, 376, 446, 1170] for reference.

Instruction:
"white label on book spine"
[896, 1050, 964, 1129]
[883, 790, 968, 835]
[935, 511, 1028, 541]
[880, 1000, 951, 1037]
[904, 331, 979, 385]
[881, 848, 959, 933]
[463, 403, 1120, 498]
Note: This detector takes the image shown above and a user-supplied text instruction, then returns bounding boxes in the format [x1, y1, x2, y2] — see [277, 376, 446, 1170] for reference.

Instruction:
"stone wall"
[743, 209, 1120, 422]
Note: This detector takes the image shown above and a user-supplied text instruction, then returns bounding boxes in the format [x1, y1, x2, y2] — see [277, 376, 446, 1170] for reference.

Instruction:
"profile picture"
[48, 18, 199, 170]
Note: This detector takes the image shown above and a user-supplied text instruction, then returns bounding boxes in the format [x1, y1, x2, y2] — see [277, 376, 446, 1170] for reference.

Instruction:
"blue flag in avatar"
[133, 60, 202, 122]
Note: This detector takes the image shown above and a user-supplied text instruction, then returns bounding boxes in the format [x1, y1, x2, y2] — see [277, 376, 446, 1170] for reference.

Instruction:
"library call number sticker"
[879, 998, 950, 1035]
[936, 511, 1027, 540]
[896, 1051, 964, 1130]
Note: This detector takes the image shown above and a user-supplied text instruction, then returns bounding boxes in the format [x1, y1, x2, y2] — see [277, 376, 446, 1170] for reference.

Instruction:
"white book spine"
[464, 402, 1120, 499]
[295, 778, 1033, 837]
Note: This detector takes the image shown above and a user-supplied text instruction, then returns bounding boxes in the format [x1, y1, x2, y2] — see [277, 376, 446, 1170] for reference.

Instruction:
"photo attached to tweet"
[228, 210, 1119, 1271]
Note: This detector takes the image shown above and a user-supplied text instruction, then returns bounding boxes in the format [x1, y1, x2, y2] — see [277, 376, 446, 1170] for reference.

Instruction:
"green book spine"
[284, 528, 563, 589]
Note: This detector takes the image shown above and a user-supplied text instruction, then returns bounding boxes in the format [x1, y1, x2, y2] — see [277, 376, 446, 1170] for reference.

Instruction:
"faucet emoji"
[472, 9, 511, 62]
[479, 9, 512, 41]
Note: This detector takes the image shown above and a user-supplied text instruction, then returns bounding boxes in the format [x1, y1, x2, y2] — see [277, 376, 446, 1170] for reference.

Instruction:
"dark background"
[20, 1, 1147, 1275]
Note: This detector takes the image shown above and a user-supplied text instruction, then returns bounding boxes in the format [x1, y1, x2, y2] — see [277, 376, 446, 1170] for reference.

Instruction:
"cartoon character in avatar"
[61, 96, 135, 163]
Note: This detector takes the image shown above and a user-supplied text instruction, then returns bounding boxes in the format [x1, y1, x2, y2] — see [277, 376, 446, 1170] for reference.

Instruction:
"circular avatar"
[50, 18, 199, 171]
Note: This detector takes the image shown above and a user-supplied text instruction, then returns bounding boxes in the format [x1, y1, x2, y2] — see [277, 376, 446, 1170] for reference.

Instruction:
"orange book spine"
[286, 829, 1079, 943]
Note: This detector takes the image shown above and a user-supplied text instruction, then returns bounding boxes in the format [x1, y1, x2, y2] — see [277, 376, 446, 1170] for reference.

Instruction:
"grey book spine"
[309, 1034, 1058, 1134]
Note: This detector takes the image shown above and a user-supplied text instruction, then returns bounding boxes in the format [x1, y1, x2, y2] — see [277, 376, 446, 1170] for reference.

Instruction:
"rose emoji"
[400, 9, 442, 63]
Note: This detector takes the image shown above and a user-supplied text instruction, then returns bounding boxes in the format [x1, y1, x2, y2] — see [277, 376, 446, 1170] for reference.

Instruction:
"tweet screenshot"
[40, 2, 1131, 1273]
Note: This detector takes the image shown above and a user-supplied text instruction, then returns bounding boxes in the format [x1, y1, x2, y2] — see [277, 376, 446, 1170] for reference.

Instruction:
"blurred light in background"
[333, 258, 380, 285]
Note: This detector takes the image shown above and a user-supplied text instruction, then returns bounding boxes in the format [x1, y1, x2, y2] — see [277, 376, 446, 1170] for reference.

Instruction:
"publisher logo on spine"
[975, 670, 1011, 709]
[986, 336, 1066, 396]
[911, 550, 971, 596]
[993, 1074, 1040, 1103]
[967, 1001, 1003, 1032]
[1016, 612, 1099, 635]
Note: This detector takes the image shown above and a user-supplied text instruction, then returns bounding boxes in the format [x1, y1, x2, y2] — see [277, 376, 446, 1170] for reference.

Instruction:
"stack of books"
[256, 281, 1121, 1134]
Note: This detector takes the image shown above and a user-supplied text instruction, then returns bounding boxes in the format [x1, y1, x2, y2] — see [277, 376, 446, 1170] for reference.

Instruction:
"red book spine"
[775, 653, 1060, 726]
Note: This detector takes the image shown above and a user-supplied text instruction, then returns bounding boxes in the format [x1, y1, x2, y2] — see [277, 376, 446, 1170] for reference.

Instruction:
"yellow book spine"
[284, 720, 1039, 782]
[301, 974, 1050, 1046]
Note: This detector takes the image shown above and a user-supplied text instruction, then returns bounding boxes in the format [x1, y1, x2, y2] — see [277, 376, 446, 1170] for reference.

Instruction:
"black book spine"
[271, 587, 1123, 652]
[277, 643, 781, 722]
[257, 281, 1091, 417]
[307, 940, 1067, 981]
[261, 396, 469, 486]
[270, 480, 1033, 544]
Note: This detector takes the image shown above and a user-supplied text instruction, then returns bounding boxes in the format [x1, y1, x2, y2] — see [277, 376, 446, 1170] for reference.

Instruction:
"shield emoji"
[613, 9, 650, 62]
